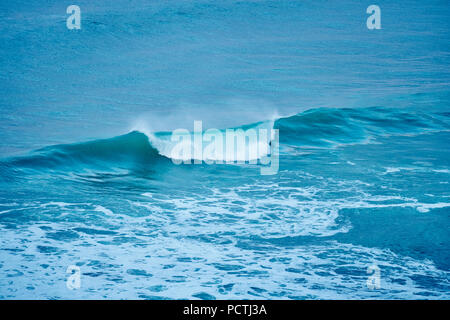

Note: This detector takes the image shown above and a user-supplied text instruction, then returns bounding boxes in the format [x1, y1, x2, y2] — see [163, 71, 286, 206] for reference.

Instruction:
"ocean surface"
[0, 0, 449, 299]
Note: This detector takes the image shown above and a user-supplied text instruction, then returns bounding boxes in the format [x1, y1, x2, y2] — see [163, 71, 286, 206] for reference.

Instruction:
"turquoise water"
[0, 0, 449, 299]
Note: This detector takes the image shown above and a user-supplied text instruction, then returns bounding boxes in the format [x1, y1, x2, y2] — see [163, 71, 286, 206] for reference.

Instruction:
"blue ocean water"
[0, 0, 449, 299]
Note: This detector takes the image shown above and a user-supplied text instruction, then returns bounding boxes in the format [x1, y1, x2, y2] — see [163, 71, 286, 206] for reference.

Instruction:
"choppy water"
[0, 0, 449, 299]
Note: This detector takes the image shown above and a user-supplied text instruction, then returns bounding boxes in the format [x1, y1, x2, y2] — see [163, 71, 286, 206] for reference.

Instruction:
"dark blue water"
[0, 0, 449, 299]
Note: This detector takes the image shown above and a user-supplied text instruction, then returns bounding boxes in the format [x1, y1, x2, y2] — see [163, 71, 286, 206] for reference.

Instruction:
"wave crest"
[2, 107, 449, 173]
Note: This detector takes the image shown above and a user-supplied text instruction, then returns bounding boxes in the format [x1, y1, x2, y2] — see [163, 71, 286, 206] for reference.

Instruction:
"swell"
[1, 107, 449, 174]
[275, 107, 450, 148]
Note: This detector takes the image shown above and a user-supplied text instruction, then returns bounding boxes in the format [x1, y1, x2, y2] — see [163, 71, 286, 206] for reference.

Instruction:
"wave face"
[6, 131, 163, 171]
